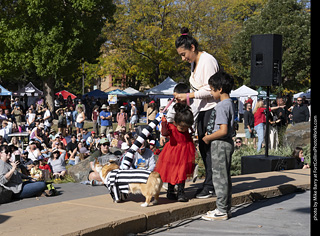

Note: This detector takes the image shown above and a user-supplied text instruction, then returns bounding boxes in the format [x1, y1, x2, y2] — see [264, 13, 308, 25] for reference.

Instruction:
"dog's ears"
[95, 157, 99, 164]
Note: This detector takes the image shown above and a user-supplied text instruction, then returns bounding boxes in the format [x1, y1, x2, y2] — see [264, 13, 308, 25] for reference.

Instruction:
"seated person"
[86, 131, 99, 151]
[131, 141, 156, 171]
[26, 140, 41, 162]
[47, 147, 67, 180]
[292, 147, 310, 169]
[234, 137, 245, 150]
[38, 155, 52, 181]
[0, 145, 46, 200]
[30, 160, 43, 181]
[68, 142, 90, 166]
[87, 138, 116, 185]
[19, 150, 34, 174]
[148, 140, 161, 155]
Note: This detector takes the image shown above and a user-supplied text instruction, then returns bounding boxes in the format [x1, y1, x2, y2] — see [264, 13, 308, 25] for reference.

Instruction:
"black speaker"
[251, 34, 282, 86]
[241, 155, 295, 175]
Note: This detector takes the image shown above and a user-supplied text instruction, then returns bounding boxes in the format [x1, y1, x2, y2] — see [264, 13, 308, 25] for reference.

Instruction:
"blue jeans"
[13, 181, 46, 199]
[254, 123, 265, 152]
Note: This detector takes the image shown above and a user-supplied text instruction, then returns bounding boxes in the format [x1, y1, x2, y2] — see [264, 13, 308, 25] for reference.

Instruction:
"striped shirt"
[104, 169, 151, 202]
[120, 115, 162, 170]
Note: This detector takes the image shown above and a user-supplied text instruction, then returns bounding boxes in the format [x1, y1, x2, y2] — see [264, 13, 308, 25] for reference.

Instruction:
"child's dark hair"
[175, 27, 199, 51]
[208, 70, 234, 94]
[292, 147, 303, 162]
[174, 82, 189, 93]
[173, 103, 193, 127]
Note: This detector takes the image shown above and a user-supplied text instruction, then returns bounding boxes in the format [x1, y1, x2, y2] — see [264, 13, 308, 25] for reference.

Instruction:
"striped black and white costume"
[121, 98, 175, 170]
[120, 115, 163, 170]
[105, 99, 173, 201]
[105, 169, 151, 202]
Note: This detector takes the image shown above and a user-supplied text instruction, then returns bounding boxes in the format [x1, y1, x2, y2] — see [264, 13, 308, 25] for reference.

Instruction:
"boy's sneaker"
[206, 209, 232, 218]
[201, 209, 229, 221]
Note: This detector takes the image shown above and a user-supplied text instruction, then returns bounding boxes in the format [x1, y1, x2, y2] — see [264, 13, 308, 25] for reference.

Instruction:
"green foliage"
[86, 0, 266, 89]
[0, 0, 115, 92]
[230, 0, 311, 93]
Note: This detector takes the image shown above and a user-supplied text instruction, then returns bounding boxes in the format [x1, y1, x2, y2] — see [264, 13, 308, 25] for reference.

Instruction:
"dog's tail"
[151, 171, 163, 191]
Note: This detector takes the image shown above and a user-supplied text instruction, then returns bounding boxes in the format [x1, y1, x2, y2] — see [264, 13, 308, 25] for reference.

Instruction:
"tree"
[87, 0, 265, 89]
[93, 0, 181, 89]
[230, 0, 311, 93]
[0, 0, 115, 108]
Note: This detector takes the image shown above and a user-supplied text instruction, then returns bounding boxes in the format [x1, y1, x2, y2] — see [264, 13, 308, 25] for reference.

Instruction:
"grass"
[195, 144, 311, 178]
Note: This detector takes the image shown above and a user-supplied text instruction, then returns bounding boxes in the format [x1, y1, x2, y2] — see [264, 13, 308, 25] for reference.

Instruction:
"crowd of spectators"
[0, 92, 311, 201]
[242, 95, 310, 151]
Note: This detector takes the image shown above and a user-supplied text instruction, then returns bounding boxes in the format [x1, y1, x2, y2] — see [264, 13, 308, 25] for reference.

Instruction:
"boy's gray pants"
[210, 140, 234, 213]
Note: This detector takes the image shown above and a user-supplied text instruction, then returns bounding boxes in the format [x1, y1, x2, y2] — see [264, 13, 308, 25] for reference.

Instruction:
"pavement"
[0, 168, 310, 236]
[141, 190, 310, 236]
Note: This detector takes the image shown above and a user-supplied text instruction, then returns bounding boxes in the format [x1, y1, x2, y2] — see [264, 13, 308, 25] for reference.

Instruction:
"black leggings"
[197, 108, 214, 191]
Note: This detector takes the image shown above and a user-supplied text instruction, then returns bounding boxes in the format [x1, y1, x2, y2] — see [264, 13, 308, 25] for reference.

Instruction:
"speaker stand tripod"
[265, 86, 270, 157]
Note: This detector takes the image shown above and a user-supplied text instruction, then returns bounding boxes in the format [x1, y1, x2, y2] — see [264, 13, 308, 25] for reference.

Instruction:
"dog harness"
[104, 169, 151, 202]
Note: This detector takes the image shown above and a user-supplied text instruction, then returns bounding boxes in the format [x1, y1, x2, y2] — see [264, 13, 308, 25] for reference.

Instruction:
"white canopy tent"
[293, 89, 311, 99]
[145, 77, 177, 95]
[123, 87, 146, 96]
[230, 85, 258, 115]
[145, 77, 178, 107]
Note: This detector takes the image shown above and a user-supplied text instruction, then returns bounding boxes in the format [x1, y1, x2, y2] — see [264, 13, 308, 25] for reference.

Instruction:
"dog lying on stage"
[94, 158, 163, 207]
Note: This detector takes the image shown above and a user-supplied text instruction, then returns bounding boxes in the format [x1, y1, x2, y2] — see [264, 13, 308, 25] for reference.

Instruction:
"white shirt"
[43, 109, 51, 127]
[189, 51, 219, 118]
[27, 148, 41, 161]
[27, 113, 36, 124]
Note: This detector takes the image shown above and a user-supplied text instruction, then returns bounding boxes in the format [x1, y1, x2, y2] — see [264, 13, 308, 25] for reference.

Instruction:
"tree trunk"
[43, 76, 55, 112]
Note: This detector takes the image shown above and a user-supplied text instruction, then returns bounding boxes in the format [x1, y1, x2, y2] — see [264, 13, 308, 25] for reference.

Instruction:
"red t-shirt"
[39, 164, 52, 173]
[254, 107, 271, 126]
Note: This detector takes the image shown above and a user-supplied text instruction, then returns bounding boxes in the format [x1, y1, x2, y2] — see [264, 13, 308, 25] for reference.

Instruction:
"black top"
[292, 104, 309, 124]
[244, 109, 254, 128]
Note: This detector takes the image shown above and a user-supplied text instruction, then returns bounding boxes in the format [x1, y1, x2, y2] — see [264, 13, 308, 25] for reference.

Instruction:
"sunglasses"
[236, 141, 242, 144]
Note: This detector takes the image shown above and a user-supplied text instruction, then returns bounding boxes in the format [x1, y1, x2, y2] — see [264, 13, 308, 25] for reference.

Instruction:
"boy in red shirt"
[38, 155, 52, 181]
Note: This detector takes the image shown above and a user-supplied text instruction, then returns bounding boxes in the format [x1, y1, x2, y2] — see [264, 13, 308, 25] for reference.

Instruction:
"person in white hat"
[129, 101, 138, 131]
[116, 106, 128, 132]
[119, 142, 130, 164]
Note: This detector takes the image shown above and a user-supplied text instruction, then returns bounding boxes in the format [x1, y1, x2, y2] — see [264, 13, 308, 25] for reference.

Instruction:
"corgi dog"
[94, 158, 163, 207]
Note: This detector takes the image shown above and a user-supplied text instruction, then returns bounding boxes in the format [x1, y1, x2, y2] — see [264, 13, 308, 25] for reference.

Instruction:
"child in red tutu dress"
[155, 103, 195, 202]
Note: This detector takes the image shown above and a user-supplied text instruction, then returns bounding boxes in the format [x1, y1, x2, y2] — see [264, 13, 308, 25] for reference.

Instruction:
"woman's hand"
[173, 92, 187, 102]
[11, 161, 19, 170]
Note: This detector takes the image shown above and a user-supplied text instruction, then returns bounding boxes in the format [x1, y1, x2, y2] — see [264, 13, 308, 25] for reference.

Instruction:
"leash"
[120, 96, 190, 170]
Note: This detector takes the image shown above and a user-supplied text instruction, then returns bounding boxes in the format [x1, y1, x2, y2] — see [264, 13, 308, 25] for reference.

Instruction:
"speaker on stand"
[251, 34, 283, 157]
[251, 34, 282, 87]
[241, 34, 295, 174]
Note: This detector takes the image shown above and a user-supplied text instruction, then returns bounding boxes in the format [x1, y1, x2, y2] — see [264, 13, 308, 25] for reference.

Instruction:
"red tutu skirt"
[155, 123, 195, 185]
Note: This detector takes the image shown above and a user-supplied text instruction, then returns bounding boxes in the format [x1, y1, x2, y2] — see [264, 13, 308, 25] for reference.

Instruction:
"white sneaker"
[206, 209, 232, 218]
[201, 209, 229, 221]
